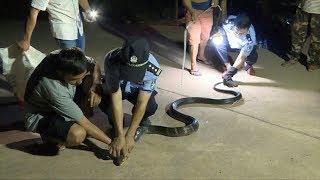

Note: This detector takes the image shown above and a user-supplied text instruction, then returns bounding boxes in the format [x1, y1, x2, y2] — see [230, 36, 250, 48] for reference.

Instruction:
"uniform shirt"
[300, 0, 320, 14]
[24, 51, 84, 132]
[120, 53, 160, 93]
[31, 0, 83, 40]
[104, 49, 160, 94]
[222, 15, 257, 57]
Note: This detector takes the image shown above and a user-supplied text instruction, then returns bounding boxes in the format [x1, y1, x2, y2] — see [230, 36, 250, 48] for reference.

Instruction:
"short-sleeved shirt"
[24, 51, 83, 132]
[104, 49, 160, 94]
[31, 0, 83, 40]
[222, 15, 257, 57]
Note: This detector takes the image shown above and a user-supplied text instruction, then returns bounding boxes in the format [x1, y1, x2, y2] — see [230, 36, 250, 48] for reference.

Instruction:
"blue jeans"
[55, 31, 85, 51]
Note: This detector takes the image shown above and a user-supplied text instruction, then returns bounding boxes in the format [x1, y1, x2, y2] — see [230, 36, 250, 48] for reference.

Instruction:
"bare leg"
[64, 124, 87, 147]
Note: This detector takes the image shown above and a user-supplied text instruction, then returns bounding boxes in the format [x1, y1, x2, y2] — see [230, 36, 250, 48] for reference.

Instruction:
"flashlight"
[83, 9, 99, 22]
[89, 10, 98, 20]
[210, 35, 224, 46]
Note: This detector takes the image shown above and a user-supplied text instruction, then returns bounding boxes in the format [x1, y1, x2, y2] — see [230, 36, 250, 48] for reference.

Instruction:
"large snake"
[141, 82, 242, 137]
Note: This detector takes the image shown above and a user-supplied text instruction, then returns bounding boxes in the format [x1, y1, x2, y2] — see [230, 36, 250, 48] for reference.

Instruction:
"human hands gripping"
[125, 135, 136, 153]
[109, 135, 127, 158]
[17, 40, 30, 51]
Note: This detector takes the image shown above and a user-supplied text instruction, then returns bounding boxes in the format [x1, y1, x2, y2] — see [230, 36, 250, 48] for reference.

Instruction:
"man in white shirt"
[281, 0, 320, 71]
[18, 0, 95, 51]
[210, 13, 257, 87]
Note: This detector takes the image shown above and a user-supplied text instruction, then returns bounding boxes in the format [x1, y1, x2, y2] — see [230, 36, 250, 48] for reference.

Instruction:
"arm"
[17, 7, 40, 51]
[78, 115, 112, 145]
[109, 87, 127, 157]
[88, 62, 102, 107]
[183, 0, 196, 20]
[79, 0, 90, 11]
[212, 0, 219, 7]
[183, 0, 193, 13]
[126, 91, 151, 138]
[125, 90, 151, 153]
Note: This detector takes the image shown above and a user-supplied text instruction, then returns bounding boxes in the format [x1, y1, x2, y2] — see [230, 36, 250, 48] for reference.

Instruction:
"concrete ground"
[0, 20, 320, 179]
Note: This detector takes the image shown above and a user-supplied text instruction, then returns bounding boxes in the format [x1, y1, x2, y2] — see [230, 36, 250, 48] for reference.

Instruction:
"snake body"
[143, 82, 242, 137]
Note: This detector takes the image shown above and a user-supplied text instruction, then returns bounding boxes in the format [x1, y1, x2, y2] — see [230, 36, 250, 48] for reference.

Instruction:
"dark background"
[0, 0, 299, 58]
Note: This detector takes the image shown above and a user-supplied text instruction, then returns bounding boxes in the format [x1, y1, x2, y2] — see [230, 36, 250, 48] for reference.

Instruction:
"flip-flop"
[190, 69, 202, 76]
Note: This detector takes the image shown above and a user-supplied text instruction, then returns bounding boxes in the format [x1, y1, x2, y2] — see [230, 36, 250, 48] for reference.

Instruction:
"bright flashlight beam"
[89, 10, 98, 20]
[211, 35, 224, 45]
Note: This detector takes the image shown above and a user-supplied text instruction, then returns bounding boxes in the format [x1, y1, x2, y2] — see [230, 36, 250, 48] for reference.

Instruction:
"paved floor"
[0, 20, 320, 179]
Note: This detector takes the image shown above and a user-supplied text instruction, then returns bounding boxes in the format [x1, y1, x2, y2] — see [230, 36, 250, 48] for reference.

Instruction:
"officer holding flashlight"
[210, 13, 258, 87]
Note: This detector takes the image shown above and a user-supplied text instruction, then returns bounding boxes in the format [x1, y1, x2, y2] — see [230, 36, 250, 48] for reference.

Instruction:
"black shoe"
[140, 118, 151, 127]
[134, 126, 146, 142]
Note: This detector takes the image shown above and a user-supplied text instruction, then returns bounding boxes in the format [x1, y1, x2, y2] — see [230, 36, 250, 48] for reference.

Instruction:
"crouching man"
[211, 13, 258, 87]
[99, 37, 161, 159]
[24, 48, 111, 149]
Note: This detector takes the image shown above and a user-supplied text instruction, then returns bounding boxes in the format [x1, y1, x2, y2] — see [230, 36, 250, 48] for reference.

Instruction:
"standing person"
[211, 13, 257, 87]
[24, 48, 111, 150]
[281, 0, 320, 71]
[183, 0, 217, 76]
[17, 0, 96, 51]
[99, 37, 161, 159]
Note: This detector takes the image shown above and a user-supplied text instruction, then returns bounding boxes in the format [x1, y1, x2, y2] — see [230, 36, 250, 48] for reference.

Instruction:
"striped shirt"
[300, 0, 320, 14]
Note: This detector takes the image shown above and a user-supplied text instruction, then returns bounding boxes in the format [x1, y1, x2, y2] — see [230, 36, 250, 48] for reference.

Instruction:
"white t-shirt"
[300, 0, 320, 14]
[31, 0, 84, 40]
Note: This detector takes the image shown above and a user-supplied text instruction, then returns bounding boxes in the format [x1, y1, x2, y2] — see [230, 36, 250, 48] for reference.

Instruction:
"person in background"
[210, 13, 257, 87]
[281, 0, 320, 71]
[18, 0, 96, 51]
[183, 0, 218, 76]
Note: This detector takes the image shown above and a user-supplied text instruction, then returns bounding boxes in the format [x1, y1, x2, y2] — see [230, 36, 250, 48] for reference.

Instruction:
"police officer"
[210, 13, 258, 87]
[99, 37, 161, 159]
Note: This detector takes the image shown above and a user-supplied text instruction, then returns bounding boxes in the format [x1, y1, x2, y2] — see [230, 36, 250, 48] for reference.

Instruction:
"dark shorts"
[36, 114, 76, 142]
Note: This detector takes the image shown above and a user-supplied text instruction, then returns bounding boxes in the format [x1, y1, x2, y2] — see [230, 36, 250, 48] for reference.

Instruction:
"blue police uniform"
[99, 50, 161, 126]
[211, 15, 258, 70]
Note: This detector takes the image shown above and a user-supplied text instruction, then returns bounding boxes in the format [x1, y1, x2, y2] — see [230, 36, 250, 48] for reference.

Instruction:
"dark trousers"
[99, 87, 158, 126]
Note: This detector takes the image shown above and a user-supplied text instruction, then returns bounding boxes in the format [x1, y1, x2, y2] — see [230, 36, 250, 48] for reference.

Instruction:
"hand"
[17, 40, 30, 51]
[211, 0, 219, 7]
[82, 9, 97, 23]
[191, 10, 197, 21]
[88, 90, 101, 107]
[109, 135, 127, 158]
[125, 135, 135, 153]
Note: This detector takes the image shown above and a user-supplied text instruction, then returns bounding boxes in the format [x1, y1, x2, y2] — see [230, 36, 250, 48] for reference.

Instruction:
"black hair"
[234, 13, 251, 29]
[55, 48, 88, 76]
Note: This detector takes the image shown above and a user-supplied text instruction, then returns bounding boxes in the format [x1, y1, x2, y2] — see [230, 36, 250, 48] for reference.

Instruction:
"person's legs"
[56, 39, 78, 49]
[211, 29, 230, 70]
[36, 114, 86, 148]
[125, 89, 158, 126]
[56, 31, 85, 51]
[244, 46, 258, 75]
[99, 94, 113, 126]
[282, 8, 309, 67]
[186, 10, 202, 75]
[198, 9, 213, 63]
[76, 33, 86, 51]
[307, 13, 320, 71]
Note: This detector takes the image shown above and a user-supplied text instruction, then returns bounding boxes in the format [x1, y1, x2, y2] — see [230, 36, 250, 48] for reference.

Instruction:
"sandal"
[189, 69, 202, 76]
